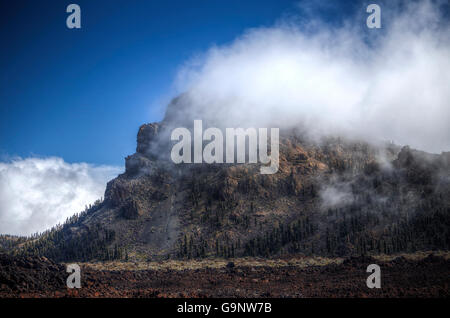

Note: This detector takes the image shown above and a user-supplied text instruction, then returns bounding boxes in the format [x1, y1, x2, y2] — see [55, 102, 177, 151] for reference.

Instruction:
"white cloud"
[0, 157, 122, 236]
[320, 184, 353, 209]
[173, 0, 450, 153]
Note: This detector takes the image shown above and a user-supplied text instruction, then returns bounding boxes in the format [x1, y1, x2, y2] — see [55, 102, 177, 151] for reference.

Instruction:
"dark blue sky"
[0, 0, 364, 166]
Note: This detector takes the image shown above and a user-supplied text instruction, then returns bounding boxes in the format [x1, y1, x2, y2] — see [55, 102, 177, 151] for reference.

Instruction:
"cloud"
[320, 184, 353, 209]
[0, 157, 122, 236]
[173, 0, 450, 153]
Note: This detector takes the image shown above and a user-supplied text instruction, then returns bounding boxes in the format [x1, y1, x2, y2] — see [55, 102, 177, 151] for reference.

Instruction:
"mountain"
[13, 96, 450, 262]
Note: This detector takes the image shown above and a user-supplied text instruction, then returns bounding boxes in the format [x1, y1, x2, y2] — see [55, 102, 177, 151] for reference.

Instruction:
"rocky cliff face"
[18, 97, 450, 262]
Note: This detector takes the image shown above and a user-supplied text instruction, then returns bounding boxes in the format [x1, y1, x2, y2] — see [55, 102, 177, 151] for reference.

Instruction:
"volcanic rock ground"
[1, 253, 449, 298]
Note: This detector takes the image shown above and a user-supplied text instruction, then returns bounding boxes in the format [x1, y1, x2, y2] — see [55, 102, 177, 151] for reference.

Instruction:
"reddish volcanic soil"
[1, 253, 449, 298]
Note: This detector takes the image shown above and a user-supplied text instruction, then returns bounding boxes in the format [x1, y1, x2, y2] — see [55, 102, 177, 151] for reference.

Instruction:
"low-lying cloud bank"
[174, 0, 450, 153]
[0, 157, 122, 236]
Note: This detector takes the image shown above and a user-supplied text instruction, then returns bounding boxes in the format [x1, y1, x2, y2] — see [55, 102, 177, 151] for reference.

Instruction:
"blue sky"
[0, 0, 315, 166]
[1, 0, 444, 167]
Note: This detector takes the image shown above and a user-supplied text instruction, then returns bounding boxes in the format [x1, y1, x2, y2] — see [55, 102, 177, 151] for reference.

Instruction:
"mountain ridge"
[7, 97, 450, 262]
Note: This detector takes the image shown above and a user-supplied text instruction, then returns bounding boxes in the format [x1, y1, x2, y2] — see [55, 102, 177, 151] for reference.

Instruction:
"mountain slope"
[16, 97, 450, 262]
